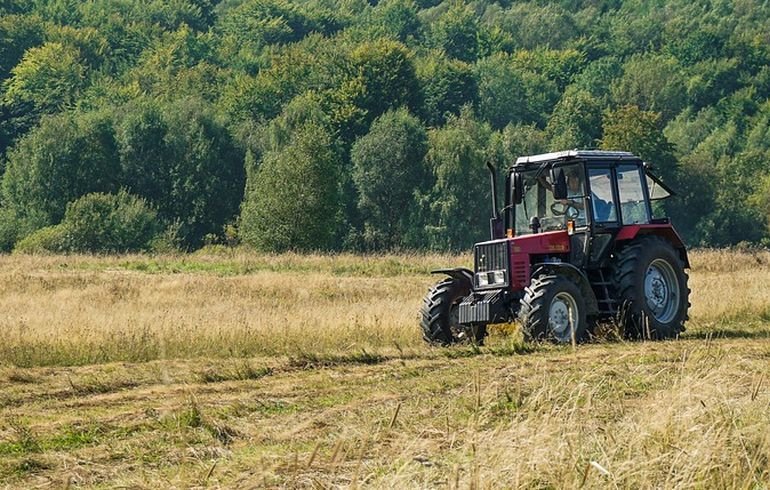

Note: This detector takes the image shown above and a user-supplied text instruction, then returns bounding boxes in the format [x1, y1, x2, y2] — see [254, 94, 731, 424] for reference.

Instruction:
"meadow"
[0, 249, 769, 488]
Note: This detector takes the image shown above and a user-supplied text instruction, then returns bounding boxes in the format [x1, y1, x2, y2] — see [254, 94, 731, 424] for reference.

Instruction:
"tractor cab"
[421, 150, 690, 346]
[505, 150, 677, 269]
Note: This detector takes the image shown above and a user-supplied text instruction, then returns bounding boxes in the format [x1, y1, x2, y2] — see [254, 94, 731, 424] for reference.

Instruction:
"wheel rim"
[644, 259, 680, 324]
[548, 292, 578, 343]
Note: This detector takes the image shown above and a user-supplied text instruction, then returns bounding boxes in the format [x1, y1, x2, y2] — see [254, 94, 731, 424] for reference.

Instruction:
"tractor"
[420, 150, 690, 345]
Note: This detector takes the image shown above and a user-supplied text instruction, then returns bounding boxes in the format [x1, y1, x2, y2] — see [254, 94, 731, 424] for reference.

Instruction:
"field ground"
[0, 249, 769, 488]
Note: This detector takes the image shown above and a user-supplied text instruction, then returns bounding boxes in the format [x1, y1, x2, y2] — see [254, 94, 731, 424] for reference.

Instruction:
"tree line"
[2, 0, 770, 253]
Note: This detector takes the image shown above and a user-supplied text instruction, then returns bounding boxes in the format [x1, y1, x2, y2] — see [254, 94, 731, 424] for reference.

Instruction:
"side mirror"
[550, 167, 568, 200]
[513, 172, 523, 204]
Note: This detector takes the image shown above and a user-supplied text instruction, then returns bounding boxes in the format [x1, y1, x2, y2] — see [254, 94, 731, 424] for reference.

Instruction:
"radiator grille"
[474, 241, 509, 273]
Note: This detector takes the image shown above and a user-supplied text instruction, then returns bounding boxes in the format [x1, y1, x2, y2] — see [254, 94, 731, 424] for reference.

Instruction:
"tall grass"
[0, 249, 768, 367]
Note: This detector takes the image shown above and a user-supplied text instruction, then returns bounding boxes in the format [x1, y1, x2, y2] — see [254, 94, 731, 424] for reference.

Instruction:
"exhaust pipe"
[486, 162, 503, 239]
[486, 162, 499, 220]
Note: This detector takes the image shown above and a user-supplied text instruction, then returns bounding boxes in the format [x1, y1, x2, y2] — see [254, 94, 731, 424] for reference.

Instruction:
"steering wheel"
[550, 201, 580, 219]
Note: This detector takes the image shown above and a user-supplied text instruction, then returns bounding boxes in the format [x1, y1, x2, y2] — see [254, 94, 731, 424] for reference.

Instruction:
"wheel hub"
[548, 292, 577, 343]
[644, 259, 680, 323]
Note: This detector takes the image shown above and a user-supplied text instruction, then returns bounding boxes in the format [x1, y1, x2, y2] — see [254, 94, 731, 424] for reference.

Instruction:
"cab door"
[583, 166, 620, 267]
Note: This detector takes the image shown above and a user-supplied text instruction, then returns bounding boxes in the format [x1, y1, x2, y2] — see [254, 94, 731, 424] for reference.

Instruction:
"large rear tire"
[420, 278, 486, 345]
[519, 274, 588, 343]
[613, 235, 690, 340]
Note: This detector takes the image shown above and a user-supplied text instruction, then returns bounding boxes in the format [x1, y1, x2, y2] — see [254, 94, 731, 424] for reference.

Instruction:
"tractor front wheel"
[519, 274, 588, 343]
[420, 278, 486, 345]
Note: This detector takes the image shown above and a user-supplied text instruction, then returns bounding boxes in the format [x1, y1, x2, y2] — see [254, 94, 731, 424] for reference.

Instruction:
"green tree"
[498, 124, 548, 163]
[366, 0, 422, 42]
[475, 52, 558, 129]
[499, 3, 579, 50]
[601, 105, 676, 180]
[512, 48, 586, 92]
[424, 108, 495, 250]
[160, 99, 245, 247]
[611, 53, 687, 122]
[545, 87, 603, 150]
[115, 98, 172, 212]
[114, 97, 244, 247]
[215, 0, 339, 71]
[240, 122, 343, 251]
[0, 14, 45, 80]
[428, 1, 478, 62]
[351, 108, 428, 250]
[571, 57, 622, 102]
[15, 190, 160, 254]
[416, 53, 477, 127]
[349, 39, 421, 126]
[685, 58, 740, 111]
[1, 110, 120, 241]
[3, 42, 87, 114]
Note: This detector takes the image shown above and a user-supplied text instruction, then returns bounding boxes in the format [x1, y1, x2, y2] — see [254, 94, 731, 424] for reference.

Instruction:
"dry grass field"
[0, 248, 769, 488]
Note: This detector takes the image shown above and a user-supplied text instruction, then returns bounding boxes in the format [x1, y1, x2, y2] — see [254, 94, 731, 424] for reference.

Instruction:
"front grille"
[474, 240, 509, 273]
[473, 241, 510, 290]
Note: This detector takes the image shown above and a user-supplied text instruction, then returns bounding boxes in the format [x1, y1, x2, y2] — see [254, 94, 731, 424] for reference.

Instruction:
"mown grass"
[0, 249, 768, 487]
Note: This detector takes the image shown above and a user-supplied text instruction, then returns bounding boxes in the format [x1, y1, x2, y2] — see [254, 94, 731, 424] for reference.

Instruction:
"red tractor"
[420, 150, 690, 344]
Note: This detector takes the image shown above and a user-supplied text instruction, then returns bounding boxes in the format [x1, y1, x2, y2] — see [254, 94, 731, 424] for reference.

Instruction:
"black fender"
[431, 268, 474, 291]
[531, 262, 599, 316]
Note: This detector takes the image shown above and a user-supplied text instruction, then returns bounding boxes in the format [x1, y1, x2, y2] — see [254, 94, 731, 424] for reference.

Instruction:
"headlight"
[492, 270, 505, 284]
[477, 273, 489, 287]
[476, 270, 506, 287]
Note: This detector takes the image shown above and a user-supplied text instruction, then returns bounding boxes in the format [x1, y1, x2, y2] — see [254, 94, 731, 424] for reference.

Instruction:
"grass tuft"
[288, 349, 387, 369]
[197, 361, 273, 383]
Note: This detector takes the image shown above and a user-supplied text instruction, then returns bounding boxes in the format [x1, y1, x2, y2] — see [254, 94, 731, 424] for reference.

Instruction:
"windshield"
[514, 164, 587, 235]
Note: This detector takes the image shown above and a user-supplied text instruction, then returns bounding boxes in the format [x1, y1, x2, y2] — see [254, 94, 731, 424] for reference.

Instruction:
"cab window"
[617, 164, 650, 224]
[588, 168, 617, 223]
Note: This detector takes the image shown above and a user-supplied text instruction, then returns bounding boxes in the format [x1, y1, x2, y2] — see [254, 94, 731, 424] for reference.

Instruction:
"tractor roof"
[514, 150, 641, 167]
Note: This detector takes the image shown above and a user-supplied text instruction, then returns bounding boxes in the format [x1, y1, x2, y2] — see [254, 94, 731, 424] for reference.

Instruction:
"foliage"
[2, 110, 119, 240]
[2, 0, 770, 249]
[240, 121, 343, 252]
[13, 224, 71, 254]
[349, 39, 421, 127]
[601, 105, 676, 180]
[3, 42, 87, 113]
[59, 190, 159, 253]
[416, 52, 477, 126]
[610, 53, 687, 122]
[424, 108, 495, 250]
[545, 87, 603, 150]
[14, 191, 159, 254]
[476, 52, 559, 129]
[351, 108, 429, 249]
[427, 1, 478, 62]
[160, 99, 245, 247]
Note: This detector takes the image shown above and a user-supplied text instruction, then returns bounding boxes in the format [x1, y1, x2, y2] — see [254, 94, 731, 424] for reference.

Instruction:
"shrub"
[64, 190, 160, 253]
[14, 191, 160, 254]
[13, 225, 71, 254]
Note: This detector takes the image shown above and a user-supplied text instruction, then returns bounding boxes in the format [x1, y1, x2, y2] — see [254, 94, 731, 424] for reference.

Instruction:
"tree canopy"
[3, 0, 770, 251]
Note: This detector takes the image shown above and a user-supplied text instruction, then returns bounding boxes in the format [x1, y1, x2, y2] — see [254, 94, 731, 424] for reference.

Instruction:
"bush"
[13, 225, 71, 254]
[14, 191, 160, 254]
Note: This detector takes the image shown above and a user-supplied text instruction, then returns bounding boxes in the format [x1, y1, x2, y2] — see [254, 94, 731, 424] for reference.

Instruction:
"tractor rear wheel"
[420, 278, 486, 345]
[613, 235, 690, 339]
[518, 274, 588, 343]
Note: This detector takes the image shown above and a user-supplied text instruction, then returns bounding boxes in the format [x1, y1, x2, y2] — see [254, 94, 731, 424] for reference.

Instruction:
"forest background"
[2, 0, 770, 253]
